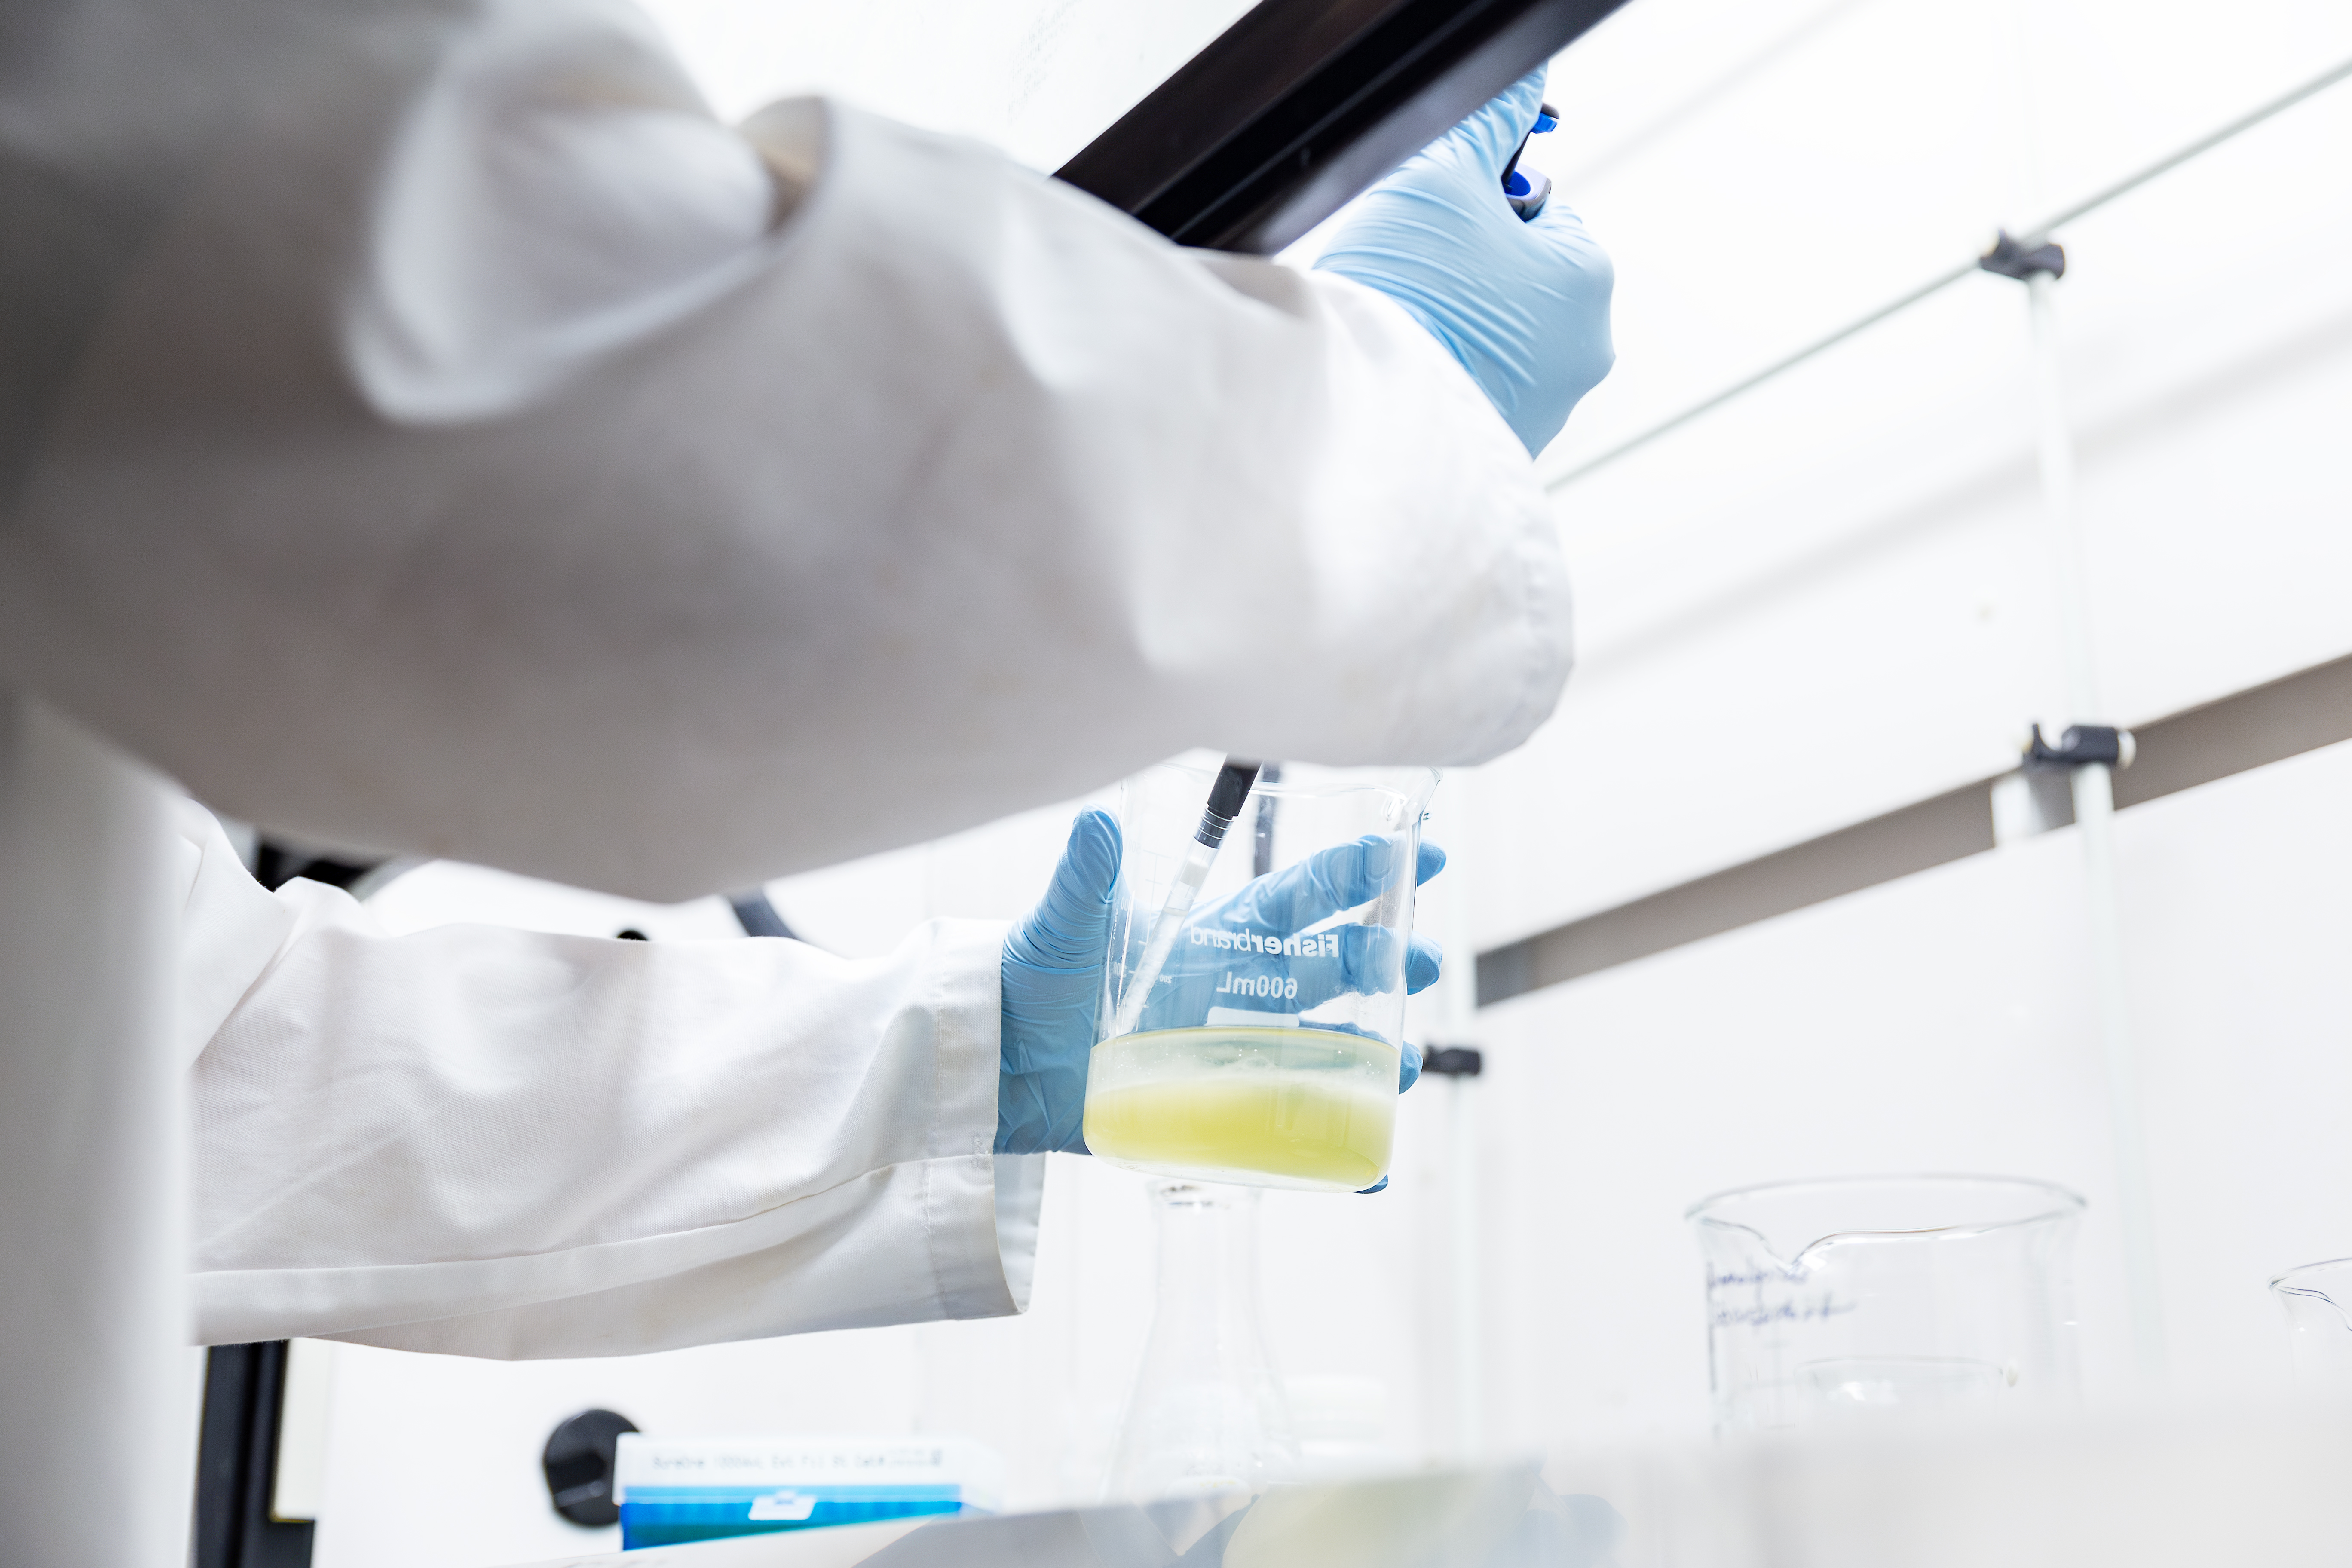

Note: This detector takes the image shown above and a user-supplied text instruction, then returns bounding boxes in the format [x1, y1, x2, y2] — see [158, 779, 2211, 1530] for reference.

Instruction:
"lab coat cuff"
[171, 799, 298, 1069]
[920, 918, 1043, 1319]
[992, 1154, 1046, 1313]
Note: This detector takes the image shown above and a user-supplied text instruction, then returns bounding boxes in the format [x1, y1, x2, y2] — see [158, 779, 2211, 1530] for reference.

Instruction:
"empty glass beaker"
[1687, 1175, 2083, 1434]
[1108, 1180, 1298, 1501]
[1083, 760, 1437, 1193]
[2269, 1257, 2352, 1387]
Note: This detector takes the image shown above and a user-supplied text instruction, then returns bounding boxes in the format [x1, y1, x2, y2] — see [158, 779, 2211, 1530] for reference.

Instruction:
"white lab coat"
[2, 0, 1574, 1361]
[176, 800, 1039, 1357]
[0, 0, 1571, 902]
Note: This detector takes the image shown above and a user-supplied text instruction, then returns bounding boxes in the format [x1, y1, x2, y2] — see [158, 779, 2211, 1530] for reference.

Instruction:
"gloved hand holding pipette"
[999, 810, 1436, 1163]
[1314, 67, 1615, 456]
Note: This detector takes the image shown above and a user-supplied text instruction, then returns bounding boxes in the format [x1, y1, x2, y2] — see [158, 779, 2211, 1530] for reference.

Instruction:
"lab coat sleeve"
[1, 0, 1574, 903]
[176, 808, 1043, 1359]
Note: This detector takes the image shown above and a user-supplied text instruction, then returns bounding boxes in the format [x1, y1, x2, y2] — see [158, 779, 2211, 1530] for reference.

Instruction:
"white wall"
[1475, 737, 2352, 1449]
[305, 1, 2352, 1562]
[1476, 0, 2352, 942]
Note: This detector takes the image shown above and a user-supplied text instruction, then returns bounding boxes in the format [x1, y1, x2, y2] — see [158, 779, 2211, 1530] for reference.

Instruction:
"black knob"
[1423, 1046, 1484, 1078]
[542, 1409, 638, 1528]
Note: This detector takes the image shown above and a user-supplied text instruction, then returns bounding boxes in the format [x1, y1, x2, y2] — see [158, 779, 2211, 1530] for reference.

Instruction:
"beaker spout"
[2271, 1258, 2352, 1387]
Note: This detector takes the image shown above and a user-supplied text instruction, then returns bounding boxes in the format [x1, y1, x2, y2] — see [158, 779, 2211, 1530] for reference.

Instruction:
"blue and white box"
[612, 1436, 1002, 1550]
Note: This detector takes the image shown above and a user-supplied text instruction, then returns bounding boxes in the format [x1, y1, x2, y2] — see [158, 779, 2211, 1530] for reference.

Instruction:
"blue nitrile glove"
[1313, 68, 1615, 456]
[999, 808, 1122, 1154]
[999, 815, 1439, 1161]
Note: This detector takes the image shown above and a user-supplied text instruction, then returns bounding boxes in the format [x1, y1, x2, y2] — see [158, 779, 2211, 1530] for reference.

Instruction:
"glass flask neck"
[1107, 1182, 1297, 1501]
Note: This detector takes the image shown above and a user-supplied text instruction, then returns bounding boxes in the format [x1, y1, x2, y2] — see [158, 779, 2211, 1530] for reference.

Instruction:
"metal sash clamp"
[2022, 723, 2137, 772]
[1422, 1044, 1484, 1077]
[1978, 229, 2067, 282]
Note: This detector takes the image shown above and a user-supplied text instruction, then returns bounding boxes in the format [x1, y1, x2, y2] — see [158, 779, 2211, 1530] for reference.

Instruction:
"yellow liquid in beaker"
[1082, 1026, 1398, 1193]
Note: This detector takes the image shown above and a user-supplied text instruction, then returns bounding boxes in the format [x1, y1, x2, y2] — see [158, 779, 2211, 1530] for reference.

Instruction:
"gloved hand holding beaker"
[998, 809, 1436, 1164]
[1314, 67, 1615, 456]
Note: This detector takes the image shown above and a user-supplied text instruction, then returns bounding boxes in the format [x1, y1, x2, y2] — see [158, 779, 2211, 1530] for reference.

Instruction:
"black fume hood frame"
[1056, 0, 1630, 254]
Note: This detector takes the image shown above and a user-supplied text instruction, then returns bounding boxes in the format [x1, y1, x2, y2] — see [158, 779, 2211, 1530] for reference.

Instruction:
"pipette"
[1105, 758, 1261, 1040]
[1502, 101, 1560, 220]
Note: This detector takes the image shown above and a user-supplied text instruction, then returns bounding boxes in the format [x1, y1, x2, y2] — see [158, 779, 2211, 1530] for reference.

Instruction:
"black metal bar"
[253, 841, 380, 893]
[1057, 0, 1630, 254]
[195, 1342, 315, 1568]
[1423, 1044, 1484, 1076]
[727, 890, 801, 940]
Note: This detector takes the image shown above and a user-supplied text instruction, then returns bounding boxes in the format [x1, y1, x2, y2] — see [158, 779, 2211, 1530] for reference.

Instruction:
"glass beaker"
[1687, 1175, 2083, 1435]
[1083, 760, 1437, 1193]
[2269, 1257, 2352, 1387]
[1108, 1180, 1298, 1501]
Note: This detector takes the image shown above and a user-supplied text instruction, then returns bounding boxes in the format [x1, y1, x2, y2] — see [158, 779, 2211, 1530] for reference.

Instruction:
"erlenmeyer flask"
[2269, 1258, 2352, 1387]
[1107, 1180, 1298, 1501]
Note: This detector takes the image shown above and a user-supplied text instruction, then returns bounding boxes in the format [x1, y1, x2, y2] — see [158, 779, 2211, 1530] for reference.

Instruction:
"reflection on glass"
[1803, 1354, 2008, 1410]
[2270, 1257, 2352, 1387]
